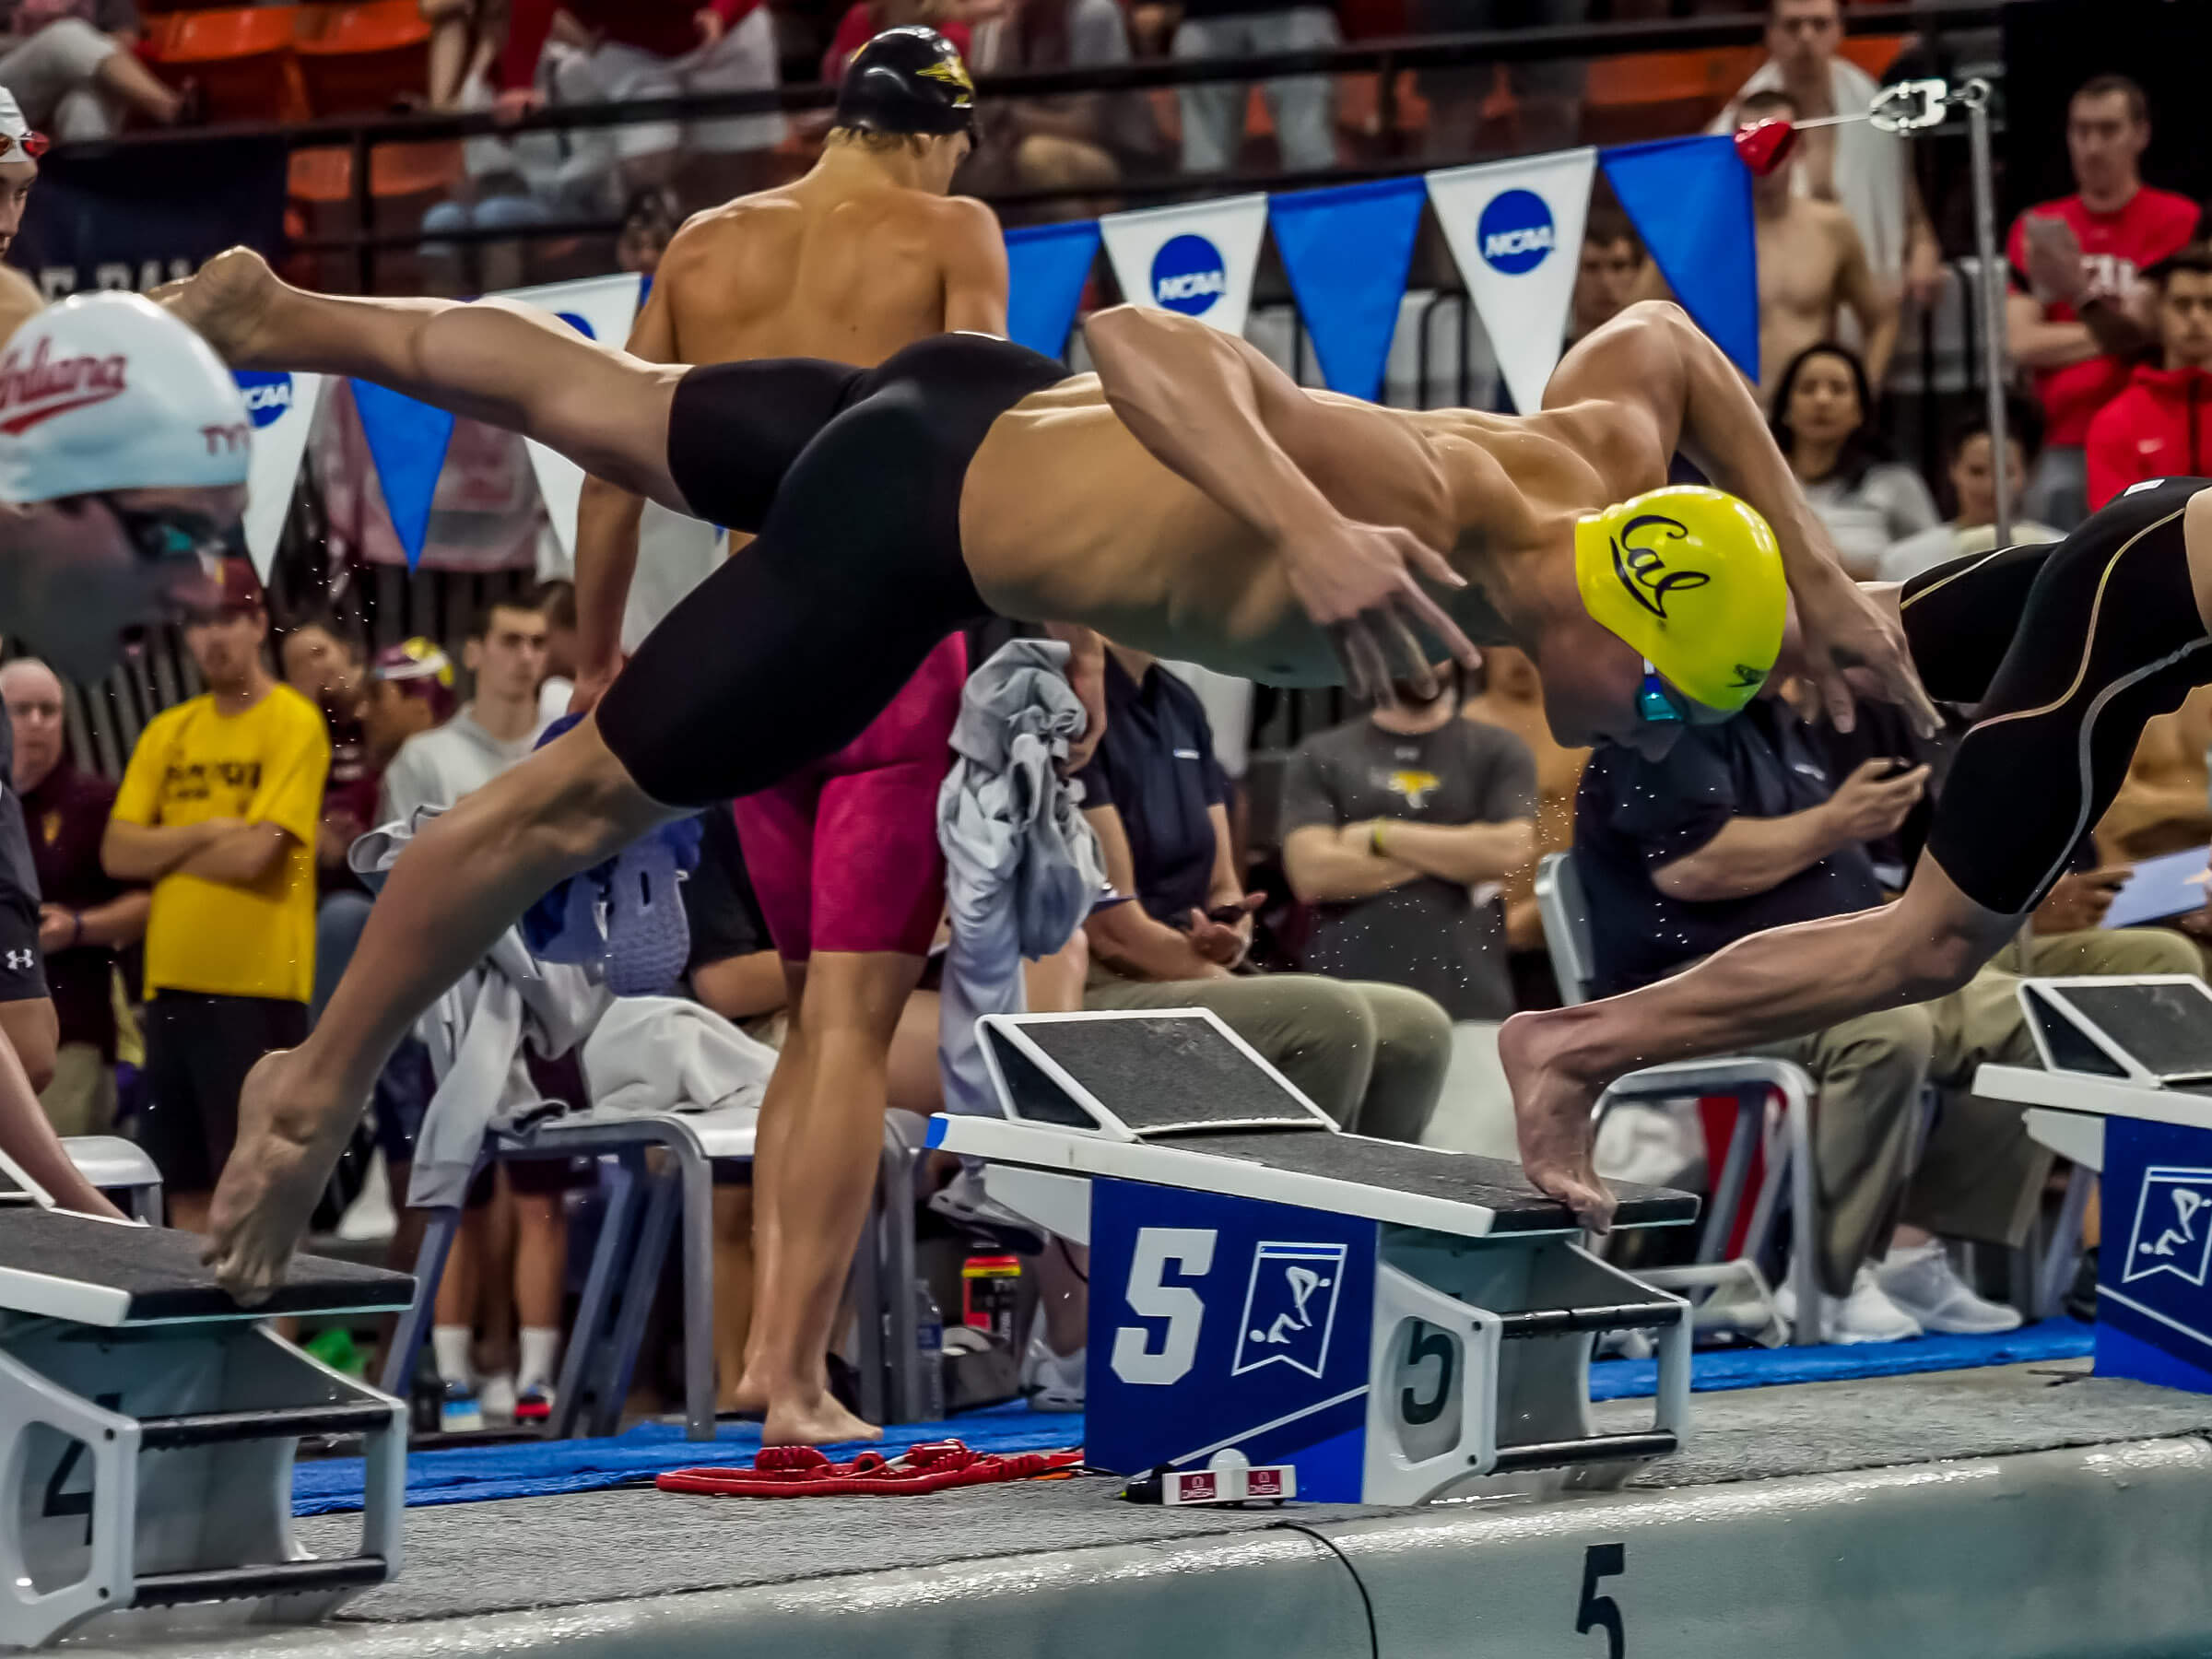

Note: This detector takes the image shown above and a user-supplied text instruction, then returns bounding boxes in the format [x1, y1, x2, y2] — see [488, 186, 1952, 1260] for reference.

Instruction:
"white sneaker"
[477, 1371, 517, 1424]
[1876, 1242, 2023, 1335]
[1777, 1264, 1924, 1345]
[1021, 1313, 1085, 1413]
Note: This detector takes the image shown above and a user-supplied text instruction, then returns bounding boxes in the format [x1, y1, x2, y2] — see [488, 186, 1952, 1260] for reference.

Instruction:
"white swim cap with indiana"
[0, 292, 250, 503]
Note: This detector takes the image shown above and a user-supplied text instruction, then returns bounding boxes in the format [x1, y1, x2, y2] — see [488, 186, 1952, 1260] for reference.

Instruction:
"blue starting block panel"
[934, 1009, 1698, 1504]
[1977, 976, 2212, 1394]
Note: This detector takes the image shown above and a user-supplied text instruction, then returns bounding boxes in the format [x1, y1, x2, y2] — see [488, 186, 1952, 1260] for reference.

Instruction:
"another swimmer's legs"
[736, 950, 924, 1446]
[1500, 860, 2015, 1230]
[164, 249, 690, 513]
[206, 716, 675, 1300]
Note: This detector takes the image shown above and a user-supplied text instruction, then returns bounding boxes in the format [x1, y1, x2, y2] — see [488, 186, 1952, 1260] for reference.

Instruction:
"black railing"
[52, 0, 2002, 291]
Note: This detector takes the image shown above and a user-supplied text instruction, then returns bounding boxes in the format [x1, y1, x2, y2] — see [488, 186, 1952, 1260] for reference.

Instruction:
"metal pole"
[1963, 81, 2011, 545]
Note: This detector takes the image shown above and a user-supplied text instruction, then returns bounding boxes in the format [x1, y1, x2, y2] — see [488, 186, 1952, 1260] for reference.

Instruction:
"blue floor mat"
[1587, 1318, 2094, 1402]
[294, 1400, 1083, 1516]
[296, 1324, 2097, 1516]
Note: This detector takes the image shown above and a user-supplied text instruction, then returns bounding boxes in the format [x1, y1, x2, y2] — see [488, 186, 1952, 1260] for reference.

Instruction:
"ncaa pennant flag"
[1601, 135, 1759, 381]
[1428, 148, 1595, 416]
[1006, 219, 1101, 358]
[1099, 194, 1269, 337]
[490, 273, 647, 559]
[1269, 176, 1426, 402]
[231, 369, 324, 581]
[348, 381, 454, 571]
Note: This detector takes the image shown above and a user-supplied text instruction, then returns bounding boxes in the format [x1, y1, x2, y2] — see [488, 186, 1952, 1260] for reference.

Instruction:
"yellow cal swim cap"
[1573, 485, 1785, 715]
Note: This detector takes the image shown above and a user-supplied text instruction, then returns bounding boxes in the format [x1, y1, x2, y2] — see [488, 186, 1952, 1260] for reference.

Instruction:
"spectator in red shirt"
[279, 609, 384, 1024]
[2085, 244, 2212, 512]
[495, 0, 784, 202]
[0, 659, 145, 1138]
[2006, 74, 2198, 531]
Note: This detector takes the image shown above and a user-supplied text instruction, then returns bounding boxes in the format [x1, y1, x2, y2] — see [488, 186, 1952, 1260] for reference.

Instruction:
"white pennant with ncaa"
[1427, 148, 1595, 417]
[492, 273, 646, 559]
[233, 370, 325, 581]
[1099, 194, 1269, 337]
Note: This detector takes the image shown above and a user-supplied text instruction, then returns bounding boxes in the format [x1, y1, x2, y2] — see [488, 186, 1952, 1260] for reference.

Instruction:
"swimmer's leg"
[206, 715, 675, 1301]
[739, 948, 922, 1446]
[164, 248, 689, 512]
[1500, 865, 2017, 1230]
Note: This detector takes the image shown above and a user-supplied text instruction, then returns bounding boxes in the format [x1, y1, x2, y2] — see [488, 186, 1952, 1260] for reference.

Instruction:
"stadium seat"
[1837, 34, 1907, 81]
[295, 0, 432, 116]
[1583, 46, 1759, 146]
[150, 6, 309, 124]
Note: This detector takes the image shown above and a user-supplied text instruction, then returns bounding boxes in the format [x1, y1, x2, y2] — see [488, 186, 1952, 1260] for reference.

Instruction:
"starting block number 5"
[1112, 1228, 1218, 1385]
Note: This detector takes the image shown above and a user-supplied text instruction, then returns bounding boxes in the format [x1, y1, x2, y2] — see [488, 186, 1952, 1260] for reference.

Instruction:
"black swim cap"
[832, 26, 976, 137]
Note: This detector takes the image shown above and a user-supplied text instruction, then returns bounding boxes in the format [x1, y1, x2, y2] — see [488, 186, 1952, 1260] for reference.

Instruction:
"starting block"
[1977, 976, 2212, 1395]
[930, 1009, 1699, 1504]
[0, 1173, 413, 1650]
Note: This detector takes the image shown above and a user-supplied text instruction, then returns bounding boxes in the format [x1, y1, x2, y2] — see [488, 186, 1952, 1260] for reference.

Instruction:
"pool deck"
[62, 1358, 2212, 1659]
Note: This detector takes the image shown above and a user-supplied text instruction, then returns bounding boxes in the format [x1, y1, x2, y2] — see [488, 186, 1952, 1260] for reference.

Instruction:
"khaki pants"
[38, 1041, 115, 1140]
[1084, 965, 1453, 1144]
[1761, 925, 2198, 1296]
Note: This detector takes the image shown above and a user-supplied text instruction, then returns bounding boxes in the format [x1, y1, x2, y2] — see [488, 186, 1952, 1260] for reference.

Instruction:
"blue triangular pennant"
[1270, 176, 1426, 402]
[1600, 135, 1759, 380]
[1004, 220, 1100, 359]
[350, 380, 455, 569]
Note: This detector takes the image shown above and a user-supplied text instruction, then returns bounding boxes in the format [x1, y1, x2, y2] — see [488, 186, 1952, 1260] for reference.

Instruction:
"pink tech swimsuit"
[729, 630, 967, 960]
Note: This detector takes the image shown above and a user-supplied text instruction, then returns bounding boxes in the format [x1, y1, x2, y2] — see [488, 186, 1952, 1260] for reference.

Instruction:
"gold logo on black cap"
[918, 57, 975, 105]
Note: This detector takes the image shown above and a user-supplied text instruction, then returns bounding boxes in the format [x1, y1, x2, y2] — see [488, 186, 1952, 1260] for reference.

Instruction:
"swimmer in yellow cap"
[167, 249, 1941, 1299]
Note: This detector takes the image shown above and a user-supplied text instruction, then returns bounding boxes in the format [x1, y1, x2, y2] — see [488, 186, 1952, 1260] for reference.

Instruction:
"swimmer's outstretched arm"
[1082, 305, 1479, 700]
[1555, 302, 1940, 737]
[1500, 855, 2018, 1230]
[162, 248, 693, 518]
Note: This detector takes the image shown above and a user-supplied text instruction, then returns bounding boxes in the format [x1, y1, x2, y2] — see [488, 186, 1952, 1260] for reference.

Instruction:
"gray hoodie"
[935, 640, 1106, 1117]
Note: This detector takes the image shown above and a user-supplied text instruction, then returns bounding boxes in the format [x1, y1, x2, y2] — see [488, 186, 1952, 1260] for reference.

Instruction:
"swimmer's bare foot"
[155, 247, 284, 368]
[723, 1370, 769, 1419]
[761, 1389, 881, 1449]
[203, 1046, 354, 1304]
[1498, 1008, 1618, 1232]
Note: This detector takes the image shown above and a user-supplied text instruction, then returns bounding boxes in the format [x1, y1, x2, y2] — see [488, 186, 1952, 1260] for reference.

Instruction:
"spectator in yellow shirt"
[102, 559, 328, 1230]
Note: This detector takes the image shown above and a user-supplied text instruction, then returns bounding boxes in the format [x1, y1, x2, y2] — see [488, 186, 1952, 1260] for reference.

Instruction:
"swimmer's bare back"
[952, 309, 1677, 689]
[649, 175, 1007, 368]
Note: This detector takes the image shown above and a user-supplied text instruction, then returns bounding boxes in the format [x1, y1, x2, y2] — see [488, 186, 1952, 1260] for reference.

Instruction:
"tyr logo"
[201, 422, 250, 455]
[1609, 514, 1712, 619]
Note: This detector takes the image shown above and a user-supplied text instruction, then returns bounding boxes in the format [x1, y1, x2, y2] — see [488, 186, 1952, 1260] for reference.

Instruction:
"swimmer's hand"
[1278, 515, 1481, 706]
[1792, 564, 1939, 737]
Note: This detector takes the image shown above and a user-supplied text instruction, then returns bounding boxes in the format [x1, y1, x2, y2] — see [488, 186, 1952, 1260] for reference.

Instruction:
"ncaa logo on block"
[1477, 188, 1555, 276]
[1231, 1241, 1346, 1379]
[2123, 1165, 2212, 1288]
[1150, 234, 1229, 317]
[232, 371, 294, 429]
[555, 312, 596, 339]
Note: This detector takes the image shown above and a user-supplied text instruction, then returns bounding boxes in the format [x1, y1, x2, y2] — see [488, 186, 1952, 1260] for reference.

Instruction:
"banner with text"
[1428, 148, 1595, 416]
[1100, 194, 1269, 337]
[234, 371, 325, 580]
[1601, 135, 1759, 381]
[496, 273, 647, 559]
[1270, 177, 1427, 403]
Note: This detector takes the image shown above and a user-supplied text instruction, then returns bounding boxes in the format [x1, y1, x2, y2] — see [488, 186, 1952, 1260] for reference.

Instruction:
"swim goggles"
[109, 501, 247, 574]
[1635, 659, 1689, 724]
[0, 131, 50, 160]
